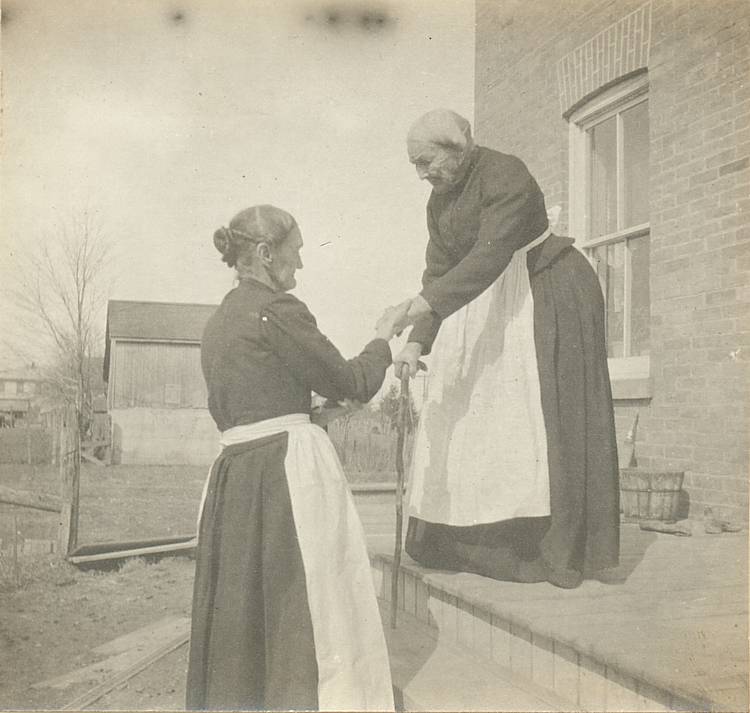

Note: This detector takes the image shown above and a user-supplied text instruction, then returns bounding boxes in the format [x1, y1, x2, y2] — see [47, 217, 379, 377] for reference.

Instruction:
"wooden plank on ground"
[33, 616, 191, 693]
[93, 616, 190, 657]
[67, 538, 196, 565]
[62, 631, 190, 710]
[70, 534, 196, 557]
[0, 485, 62, 513]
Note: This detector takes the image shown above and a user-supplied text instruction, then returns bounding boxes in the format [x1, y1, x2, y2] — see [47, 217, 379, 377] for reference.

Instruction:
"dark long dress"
[187, 278, 393, 711]
[405, 147, 620, 589]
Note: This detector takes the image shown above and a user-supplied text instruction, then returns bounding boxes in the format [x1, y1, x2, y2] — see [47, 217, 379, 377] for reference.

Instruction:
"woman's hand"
[376, 295, 433, 340]
[393, 341, 423, 378]
[375, 300, 412, 341]
[405, 295, 432, 324]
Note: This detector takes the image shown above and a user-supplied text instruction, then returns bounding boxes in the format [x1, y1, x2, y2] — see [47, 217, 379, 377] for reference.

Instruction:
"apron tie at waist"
[197, 413, 311, 529]
[220, 413, 311, 447]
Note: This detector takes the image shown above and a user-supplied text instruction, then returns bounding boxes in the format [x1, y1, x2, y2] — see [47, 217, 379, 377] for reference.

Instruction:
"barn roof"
[104, 300, 217, 379]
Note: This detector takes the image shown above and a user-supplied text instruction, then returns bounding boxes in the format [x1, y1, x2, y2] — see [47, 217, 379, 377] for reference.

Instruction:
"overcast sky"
[0, 0, 474, 366]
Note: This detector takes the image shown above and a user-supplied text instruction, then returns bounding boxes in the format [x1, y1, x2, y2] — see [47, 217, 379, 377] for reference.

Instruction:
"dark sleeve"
[420, 156, 549, 320]
[407, 205, 450, 355]
[261, 293, 392, 403]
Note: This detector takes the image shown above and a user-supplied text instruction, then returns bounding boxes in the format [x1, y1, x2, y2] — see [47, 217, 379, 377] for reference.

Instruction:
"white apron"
[407, 229, 552, 526]
[197, 414, 394, 712]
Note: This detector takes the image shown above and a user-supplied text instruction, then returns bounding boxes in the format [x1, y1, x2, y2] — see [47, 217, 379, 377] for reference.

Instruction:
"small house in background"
[104, 300, 218, 465]
[0, 365, 47, 427]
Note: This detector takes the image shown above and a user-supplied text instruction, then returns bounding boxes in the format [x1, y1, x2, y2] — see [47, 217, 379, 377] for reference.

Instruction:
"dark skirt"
[186, 433, 319, 711]
[405, 241, 620, 589]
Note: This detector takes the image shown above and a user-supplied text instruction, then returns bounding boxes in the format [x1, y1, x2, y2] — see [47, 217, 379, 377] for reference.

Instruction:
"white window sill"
[608, 355, 651, 400]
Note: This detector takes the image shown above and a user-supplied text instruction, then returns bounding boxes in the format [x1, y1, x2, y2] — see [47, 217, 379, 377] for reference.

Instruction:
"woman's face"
[408, 144, 464, 194]
[269, 226, 304, 291]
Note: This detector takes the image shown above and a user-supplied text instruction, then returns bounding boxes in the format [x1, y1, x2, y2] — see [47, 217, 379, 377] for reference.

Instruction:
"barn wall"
[107, 339, 216, 465]
[110, 340, 207, 409]
[111, 407, 217, 465]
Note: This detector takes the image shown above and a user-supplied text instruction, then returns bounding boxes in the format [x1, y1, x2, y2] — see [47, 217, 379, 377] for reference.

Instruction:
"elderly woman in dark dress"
[391, 109, 620, 589]
[187, 205, 402, 711]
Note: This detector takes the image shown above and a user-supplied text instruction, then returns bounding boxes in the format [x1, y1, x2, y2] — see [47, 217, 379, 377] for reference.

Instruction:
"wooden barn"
[104, 300, 218, 465]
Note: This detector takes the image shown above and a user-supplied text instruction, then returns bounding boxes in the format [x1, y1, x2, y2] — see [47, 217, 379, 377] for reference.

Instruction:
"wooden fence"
[0, 407, 81, 555]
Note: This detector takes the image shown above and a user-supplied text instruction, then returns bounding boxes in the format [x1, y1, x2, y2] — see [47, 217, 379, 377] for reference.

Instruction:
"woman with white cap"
[390, 109, 620, 589]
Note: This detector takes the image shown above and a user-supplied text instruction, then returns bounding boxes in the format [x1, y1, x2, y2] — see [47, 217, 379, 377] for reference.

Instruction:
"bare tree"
[8, 212, 113, 433]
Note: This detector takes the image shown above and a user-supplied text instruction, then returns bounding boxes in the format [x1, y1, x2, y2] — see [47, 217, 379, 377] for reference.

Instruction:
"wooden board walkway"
[32, 616, 191, 710]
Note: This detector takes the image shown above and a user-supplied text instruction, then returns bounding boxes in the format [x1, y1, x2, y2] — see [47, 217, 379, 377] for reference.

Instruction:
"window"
[568, 73, 651, 397]
[164, 383, 182, 407]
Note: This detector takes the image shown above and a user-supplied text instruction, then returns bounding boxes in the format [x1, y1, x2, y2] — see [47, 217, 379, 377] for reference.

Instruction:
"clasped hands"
[375, 295, 432, 378]
[375, 295, 431, 339]
[312, 295, 431, 428]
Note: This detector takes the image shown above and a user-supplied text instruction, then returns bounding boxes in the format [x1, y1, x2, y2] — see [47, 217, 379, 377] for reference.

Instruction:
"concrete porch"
[353, 490, 748, 712]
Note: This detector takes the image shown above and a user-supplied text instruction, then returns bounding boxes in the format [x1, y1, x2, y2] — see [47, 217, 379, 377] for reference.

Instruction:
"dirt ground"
[0, 554, 195, 710]
[95, 642, 188, 710]
[0, 462, 395, 710]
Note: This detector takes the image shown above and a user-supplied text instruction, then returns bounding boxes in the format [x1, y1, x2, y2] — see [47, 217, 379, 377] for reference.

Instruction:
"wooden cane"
[390, 359, 426, 628]
[391, 368, 410, 629]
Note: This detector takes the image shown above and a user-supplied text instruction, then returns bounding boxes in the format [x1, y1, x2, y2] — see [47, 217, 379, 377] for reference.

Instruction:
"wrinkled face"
[408, 143, 464, 194]
[270, 226, 304, 291]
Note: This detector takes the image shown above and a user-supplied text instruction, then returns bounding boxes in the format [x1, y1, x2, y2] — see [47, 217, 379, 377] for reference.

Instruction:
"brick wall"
[476, 0, 749, 521]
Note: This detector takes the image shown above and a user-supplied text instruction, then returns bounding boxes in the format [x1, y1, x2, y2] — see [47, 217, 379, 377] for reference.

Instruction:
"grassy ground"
[1, 460, 399, 591]
[0, 464, 207, 551]
[0, 426, 53, 464]
[0, 407, 409, 592]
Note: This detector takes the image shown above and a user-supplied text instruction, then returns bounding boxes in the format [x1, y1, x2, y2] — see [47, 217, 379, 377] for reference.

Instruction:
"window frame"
[568, 73, 651, 399]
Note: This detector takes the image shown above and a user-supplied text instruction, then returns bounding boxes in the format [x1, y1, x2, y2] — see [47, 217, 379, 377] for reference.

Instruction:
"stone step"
[378, 600, 577, 712]
[372, 555, 712, 712]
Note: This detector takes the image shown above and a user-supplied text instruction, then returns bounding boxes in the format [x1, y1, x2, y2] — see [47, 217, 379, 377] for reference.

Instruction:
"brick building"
[475, 0, 748, 521]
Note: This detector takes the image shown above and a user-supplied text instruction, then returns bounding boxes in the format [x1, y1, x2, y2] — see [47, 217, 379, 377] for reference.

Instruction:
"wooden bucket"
[619, 469, 684, 522]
